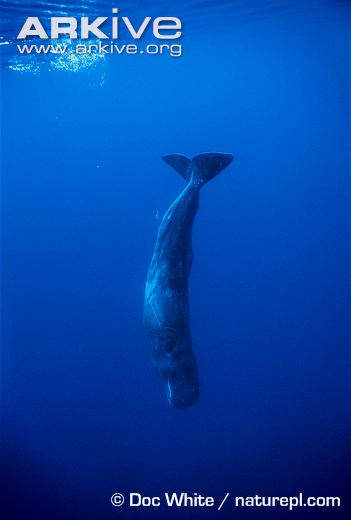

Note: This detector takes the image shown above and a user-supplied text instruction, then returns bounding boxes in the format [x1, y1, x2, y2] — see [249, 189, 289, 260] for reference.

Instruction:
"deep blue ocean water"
[1, 1, 350, 519]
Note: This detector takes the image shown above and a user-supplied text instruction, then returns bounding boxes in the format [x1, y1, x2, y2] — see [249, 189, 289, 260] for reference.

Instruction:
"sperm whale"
[143, 152, 234, 408]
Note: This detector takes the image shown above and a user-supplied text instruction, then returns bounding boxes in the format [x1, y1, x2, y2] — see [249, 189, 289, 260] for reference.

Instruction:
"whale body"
[143, 152, 234, 408]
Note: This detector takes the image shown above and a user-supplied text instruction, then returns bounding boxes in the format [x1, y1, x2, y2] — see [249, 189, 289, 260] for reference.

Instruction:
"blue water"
[1, 1, 350, 519]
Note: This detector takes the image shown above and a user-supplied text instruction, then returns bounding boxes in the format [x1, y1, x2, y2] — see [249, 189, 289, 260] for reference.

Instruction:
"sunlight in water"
[8, 37, 106, 84]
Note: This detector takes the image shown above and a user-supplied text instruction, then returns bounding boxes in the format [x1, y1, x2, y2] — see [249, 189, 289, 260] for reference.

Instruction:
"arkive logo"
[16, 5, 183, 58]
[17, 6, 182, 41]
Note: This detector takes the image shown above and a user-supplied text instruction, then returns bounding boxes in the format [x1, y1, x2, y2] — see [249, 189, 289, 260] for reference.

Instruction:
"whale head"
[165, 358, 199, 409]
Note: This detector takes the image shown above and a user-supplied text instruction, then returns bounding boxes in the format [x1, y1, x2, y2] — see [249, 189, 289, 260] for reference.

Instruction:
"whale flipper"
[192, 152, 234, 186]
[162, 154, 192, 182]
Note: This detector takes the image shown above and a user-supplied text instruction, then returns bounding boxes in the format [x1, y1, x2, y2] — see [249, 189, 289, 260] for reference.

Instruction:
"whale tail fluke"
[162, 152, 233, 187]
[192, 152, 234, 186]
[162, 154, 192, 182]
